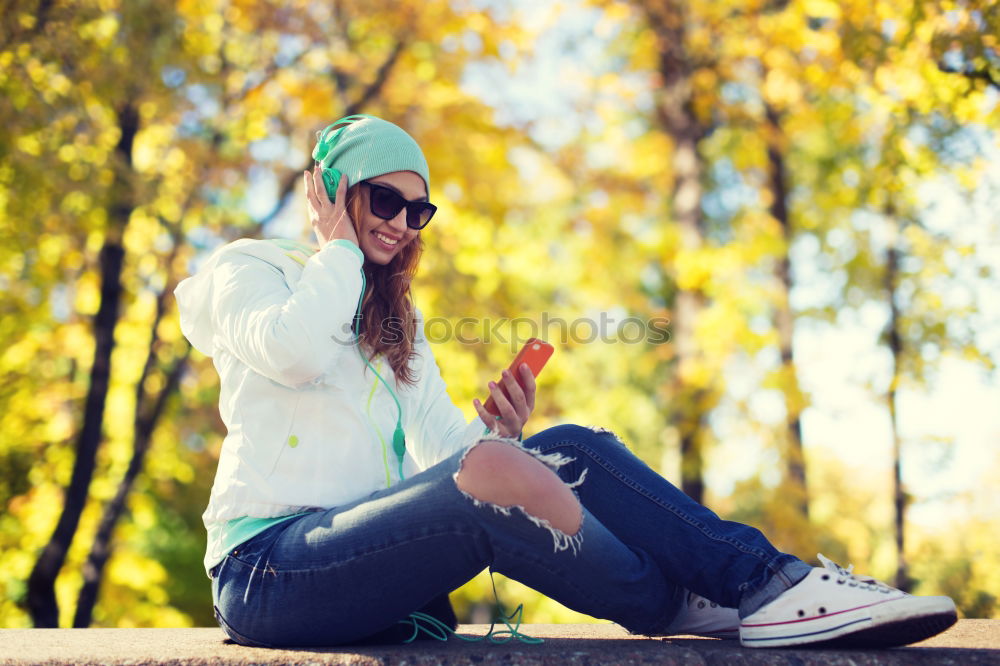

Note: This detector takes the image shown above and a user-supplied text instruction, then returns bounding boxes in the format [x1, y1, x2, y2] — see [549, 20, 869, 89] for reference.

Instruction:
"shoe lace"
[817, 553, 898, 594]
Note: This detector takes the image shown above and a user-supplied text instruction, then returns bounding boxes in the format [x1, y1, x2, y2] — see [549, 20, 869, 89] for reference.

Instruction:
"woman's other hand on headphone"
[473, 363, 536, 439]
[304, 165, 359, 248]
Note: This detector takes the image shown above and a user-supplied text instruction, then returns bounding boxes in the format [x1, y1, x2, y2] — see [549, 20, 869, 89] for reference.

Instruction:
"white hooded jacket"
[174, 238, 490, 569]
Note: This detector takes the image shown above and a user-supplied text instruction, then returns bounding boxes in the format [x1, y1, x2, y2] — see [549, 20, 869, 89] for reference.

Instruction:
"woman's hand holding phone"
[473, 339, 552, 439]
[304, 165, 359, 248]
[473, 363, 536, 439]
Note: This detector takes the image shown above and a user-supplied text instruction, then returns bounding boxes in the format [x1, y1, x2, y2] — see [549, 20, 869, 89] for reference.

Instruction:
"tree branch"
[938, 63, 1000, 91]
[253, 38, 407, 233]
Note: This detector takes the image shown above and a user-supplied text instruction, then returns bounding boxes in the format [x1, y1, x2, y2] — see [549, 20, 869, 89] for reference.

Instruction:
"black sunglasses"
[362, 181, 437, 230]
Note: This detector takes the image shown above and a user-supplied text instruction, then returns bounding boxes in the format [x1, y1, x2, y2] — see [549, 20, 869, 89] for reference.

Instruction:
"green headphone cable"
[397, 571, 543, 645]
[354, 269, 407, 482]
[365, 363, 393, 488]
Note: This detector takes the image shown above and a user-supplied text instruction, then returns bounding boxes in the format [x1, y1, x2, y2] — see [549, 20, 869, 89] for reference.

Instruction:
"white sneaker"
[740, 554, 957, 648]
[661, 590, 740, 639]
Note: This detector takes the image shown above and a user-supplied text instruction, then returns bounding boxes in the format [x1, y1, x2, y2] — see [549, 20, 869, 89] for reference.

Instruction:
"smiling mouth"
[373, 231, 399, 247]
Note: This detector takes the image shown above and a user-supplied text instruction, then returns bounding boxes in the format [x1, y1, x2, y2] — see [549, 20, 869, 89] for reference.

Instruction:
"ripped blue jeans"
[210, 424, 811, 647]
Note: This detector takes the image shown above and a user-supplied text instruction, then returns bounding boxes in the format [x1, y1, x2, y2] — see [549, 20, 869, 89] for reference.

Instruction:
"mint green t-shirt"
[212, 512, 312, 570]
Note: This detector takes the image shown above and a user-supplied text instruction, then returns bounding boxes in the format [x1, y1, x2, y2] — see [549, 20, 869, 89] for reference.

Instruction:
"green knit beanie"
[312, 114, 430, 194]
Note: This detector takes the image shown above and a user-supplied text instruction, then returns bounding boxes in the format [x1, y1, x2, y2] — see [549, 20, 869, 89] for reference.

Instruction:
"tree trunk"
[641, 0, 709, 502]
[27, 240, 125, 627]
[883, 208, 910, 592]
[73, 350, 190, 627]
[73, 230, 190, 626]
[27, 103, 138, 627]
[765, 103, 808, 520]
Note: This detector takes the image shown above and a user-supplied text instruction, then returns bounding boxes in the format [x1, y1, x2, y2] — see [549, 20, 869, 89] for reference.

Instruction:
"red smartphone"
[483, 338, 554, 416]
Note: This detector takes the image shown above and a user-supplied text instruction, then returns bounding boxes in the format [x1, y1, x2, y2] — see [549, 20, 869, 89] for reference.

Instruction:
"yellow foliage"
[803, 0, 842, 21]
[674, 248, 714, 291]
[1, 0, 997, 631]
[764, 67, 803, 107]
[108, 550, 167, 589]
[15, 133, 42, 156]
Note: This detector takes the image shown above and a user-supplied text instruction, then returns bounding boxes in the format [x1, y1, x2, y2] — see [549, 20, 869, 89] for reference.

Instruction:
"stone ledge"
[1, 620, 997, 665]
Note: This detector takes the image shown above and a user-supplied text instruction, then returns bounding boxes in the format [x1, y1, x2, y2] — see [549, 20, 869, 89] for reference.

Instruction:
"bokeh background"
[1, 0, 998, 628]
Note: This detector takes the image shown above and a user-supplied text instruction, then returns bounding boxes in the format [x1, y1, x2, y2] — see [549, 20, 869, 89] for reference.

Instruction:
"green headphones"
[311, 113, 373, 203]
[312, 113, 408, 482]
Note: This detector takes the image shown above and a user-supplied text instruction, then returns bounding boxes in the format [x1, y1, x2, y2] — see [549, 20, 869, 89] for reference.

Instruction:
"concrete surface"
[1, 620, 997, 665]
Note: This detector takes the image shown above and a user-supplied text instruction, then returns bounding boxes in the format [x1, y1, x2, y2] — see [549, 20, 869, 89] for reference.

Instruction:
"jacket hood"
[175, 238, 316, 357]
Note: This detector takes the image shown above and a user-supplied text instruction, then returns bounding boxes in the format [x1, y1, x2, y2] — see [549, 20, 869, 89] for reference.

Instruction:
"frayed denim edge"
[454, 432, 586, 556]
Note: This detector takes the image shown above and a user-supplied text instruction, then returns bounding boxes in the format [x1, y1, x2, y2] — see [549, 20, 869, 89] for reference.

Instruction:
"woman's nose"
[387, 209, 408, 232]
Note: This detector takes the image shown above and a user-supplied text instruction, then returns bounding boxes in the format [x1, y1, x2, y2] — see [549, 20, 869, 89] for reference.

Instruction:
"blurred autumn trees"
[617, 0, 999, 587]
[1, 0, 998, 628]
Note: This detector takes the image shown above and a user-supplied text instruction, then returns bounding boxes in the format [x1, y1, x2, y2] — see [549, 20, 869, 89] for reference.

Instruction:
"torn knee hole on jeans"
[454, 434, 586, 555]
